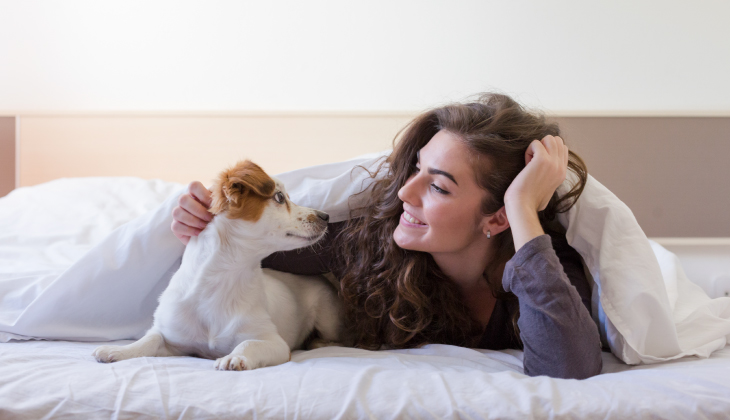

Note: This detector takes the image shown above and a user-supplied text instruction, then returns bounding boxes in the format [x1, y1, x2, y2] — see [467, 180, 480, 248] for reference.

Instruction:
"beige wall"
[554, 117, 730, 238]
[4, 114, 729, 238]
[0, 117, 14, 197]
[16, 114, 414, 188]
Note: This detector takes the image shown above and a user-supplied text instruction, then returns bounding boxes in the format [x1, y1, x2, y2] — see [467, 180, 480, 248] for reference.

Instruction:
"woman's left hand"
[504, 135, 569, 212]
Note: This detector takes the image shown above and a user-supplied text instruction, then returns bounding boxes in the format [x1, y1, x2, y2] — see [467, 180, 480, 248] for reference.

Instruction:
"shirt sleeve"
[261, 221, 346, 276]
[502, 233, 603, 379]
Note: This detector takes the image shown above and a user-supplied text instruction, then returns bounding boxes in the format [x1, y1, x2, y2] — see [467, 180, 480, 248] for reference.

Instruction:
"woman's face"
[393, 130, 491, 254]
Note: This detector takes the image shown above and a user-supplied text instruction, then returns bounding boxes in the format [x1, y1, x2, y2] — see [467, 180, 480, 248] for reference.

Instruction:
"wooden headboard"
[1, 113, 729, 238]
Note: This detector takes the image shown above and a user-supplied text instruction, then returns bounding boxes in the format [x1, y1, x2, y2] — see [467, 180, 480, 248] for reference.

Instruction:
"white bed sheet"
[1, 339, 729, 419]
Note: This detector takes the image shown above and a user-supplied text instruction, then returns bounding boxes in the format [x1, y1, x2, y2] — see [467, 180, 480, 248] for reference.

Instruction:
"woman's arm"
[261, 221, 346, 275]
[501, 135, 602, 379]
[171, 181, 344, 275]
[502, 231, 603, 379]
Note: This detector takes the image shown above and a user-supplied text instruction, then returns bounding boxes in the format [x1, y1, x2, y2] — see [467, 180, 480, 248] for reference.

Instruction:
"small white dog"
[93, 160, 344, 370]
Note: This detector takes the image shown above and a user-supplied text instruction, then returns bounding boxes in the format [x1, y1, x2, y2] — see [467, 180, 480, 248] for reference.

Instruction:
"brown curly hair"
[333, 92, 588, 350]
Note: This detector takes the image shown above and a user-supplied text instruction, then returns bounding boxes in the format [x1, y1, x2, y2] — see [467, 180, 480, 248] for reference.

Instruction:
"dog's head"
[209, 160, 329, 252]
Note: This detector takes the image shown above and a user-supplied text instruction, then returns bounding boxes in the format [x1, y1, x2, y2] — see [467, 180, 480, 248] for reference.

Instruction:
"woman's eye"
[274, 192, 285, 204]
[431, 184, 449, 195]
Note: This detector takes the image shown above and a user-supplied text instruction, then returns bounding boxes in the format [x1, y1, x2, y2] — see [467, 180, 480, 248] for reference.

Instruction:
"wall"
[1, 1, 729, 113]
[7, 113, 729, 237]
[0, 117, 14, 197]
[553, 117, 730, 238]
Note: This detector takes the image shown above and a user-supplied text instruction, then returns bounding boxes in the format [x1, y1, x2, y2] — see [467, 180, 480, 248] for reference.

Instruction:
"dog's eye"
[274, 191, 285, 204]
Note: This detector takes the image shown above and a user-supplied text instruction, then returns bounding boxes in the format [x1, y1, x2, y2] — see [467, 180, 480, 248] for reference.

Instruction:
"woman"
[171, 93, 603, 379]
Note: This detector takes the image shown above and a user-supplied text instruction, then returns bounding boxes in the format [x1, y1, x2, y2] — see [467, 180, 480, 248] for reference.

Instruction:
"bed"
[2, 339, 729, 418]
[1, 114, 729, 419]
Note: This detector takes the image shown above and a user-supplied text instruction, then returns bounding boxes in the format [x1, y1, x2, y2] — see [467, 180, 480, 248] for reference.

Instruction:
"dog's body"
[93, 161, 343, 370]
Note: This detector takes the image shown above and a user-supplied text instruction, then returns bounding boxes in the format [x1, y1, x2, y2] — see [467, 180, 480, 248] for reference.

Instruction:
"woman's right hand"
[172, 181, 214, 245]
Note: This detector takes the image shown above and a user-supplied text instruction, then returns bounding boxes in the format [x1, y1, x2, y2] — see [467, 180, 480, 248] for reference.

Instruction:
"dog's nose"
[315, 211, 329, 222]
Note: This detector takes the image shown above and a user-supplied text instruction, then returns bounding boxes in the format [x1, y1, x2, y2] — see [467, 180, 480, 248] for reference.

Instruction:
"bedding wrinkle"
[42, 394, 77, 420]
[430, 372, 461, 419]
[334, 365, 385, 420]
[110, 366, 157, 418]
[274, 356, 306, 419]
[145, 360, 172, 419]
[293, 364, 333, 419]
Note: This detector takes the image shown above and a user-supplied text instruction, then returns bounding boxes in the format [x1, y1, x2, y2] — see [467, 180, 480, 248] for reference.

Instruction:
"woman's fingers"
[171, 220, 202, 244]
[179, 192, 213, 222]
[170, 181, 213, 245]
[541, 135, 562, 154]
[188, 181, 213, 209]
[172, 220, 202, 237]
[525, 139, 542, 164]
[173, 232, 190, 245]
[540, 135, 569, 169]
[173, 205, 209, 230]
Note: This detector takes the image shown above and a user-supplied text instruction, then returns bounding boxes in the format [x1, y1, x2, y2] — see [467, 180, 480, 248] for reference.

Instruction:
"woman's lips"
[401, 210, 427, 226]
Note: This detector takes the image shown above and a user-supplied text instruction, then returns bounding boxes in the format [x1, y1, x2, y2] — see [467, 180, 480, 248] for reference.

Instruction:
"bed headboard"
[8, 113, 416, 188]
[1, 113, 729, 238]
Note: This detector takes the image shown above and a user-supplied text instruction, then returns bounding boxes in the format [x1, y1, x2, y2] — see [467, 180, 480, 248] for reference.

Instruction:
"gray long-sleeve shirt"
[479, 232, 603, 379]
[262, 221, 603, 379]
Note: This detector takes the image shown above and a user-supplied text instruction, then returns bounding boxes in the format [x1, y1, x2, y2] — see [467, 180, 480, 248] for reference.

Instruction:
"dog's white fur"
[93, 162, 343, 370]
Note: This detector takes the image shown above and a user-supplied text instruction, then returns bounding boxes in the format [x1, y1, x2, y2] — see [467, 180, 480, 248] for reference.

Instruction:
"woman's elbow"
[524, 345, 603, 379]
[572, 348, 603, 379]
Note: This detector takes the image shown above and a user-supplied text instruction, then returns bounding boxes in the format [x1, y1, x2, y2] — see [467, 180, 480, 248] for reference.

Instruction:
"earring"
[487, 230, 491, 239]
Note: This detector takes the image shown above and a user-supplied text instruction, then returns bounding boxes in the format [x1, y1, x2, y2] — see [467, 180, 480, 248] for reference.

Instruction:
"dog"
[93, 160, 344, 370]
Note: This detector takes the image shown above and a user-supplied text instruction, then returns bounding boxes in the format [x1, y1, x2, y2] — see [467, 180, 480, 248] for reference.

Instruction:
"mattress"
[1, 339, 729, 419]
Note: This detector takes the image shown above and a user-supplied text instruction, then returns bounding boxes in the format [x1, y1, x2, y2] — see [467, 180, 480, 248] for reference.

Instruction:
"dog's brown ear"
[210, 160, 276, 221]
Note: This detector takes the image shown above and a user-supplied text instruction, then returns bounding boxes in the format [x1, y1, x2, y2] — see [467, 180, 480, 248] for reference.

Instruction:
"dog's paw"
[214, 354, 249, 371]
[93, 345, 129, 363]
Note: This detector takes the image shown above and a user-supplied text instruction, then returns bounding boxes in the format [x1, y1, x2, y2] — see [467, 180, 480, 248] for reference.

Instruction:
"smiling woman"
[329, 92, 600, 379]
[172, 92, 602, 379]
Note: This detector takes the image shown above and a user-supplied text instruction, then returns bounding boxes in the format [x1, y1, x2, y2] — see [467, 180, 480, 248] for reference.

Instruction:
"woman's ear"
[482, 205, 510, 237]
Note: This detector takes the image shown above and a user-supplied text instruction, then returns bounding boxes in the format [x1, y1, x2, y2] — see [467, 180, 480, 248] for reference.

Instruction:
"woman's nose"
[398, 174, 421, 206]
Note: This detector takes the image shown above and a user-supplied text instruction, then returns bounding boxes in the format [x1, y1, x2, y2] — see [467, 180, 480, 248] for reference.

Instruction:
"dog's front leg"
[93, 328, 176, 363]
[214, 333, 290, 371]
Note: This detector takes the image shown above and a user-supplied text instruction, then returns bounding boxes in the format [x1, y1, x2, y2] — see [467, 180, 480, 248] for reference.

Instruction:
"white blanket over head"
[1, 152, 729, 366]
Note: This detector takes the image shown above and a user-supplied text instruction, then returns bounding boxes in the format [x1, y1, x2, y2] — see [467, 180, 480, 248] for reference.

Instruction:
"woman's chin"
[393, 226, 423, 251]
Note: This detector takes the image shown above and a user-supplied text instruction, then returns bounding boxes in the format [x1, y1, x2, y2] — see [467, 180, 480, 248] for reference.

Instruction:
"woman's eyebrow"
[427, 168, 458, 186]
